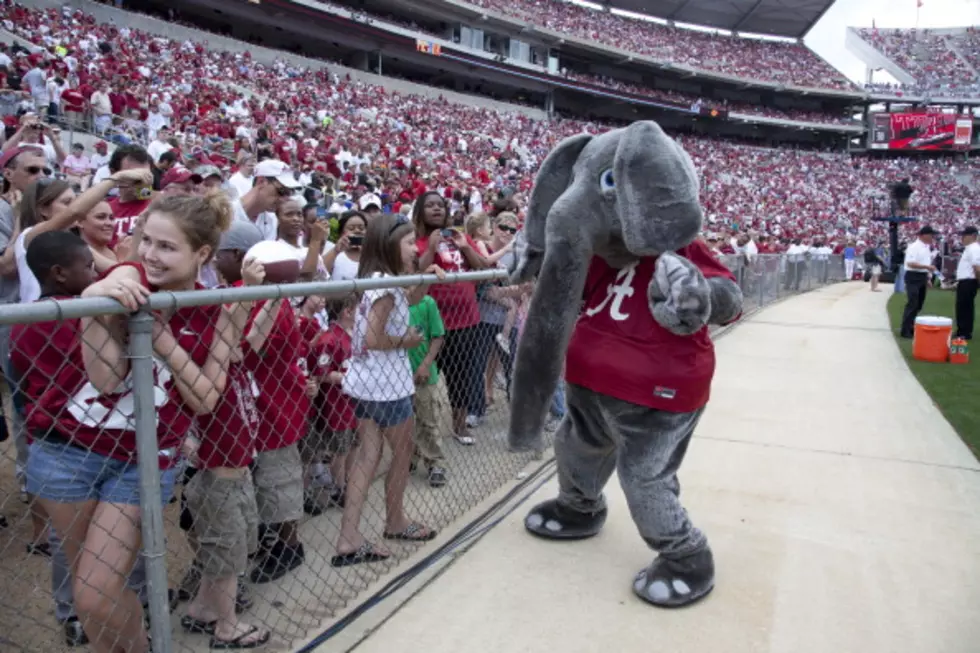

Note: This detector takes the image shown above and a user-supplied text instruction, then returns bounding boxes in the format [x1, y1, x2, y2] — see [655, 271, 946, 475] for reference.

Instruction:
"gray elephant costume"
[508, 121, 743, 608]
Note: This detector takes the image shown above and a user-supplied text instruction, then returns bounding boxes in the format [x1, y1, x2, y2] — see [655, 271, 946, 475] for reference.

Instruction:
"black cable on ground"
[294, 456, 557, 653]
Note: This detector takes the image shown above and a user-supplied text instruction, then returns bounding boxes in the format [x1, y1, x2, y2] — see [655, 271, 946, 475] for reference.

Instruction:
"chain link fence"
[0, 254, 843, 653]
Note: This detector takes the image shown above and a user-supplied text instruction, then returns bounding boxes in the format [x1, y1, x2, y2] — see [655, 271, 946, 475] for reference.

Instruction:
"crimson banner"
[869, 111, 973, 151]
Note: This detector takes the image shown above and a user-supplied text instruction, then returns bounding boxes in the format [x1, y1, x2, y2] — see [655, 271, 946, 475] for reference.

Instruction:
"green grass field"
[887, 289, 980, 459]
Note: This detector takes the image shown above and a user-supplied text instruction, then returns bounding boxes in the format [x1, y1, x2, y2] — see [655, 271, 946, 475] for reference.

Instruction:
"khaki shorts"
[414, 376, 452, 464]
[299, 426, 355, 464]
[184, 470, 258, 579]
[253, 445, 304, 524]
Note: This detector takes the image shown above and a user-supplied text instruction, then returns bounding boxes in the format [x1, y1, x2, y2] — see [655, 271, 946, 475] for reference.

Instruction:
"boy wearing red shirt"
[212, 227, 310, 585]
[309, 297, 358, 509]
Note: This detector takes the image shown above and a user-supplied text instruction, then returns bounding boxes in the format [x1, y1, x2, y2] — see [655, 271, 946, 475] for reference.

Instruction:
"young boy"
[408, 293, 452, 487]
[309, 296, 358, 509]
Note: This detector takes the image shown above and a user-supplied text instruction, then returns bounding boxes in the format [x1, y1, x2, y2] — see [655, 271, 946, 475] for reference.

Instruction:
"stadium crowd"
[0, 1, 979, 650]
[858, 27, 980, 98]
[464, 0, 856, 90]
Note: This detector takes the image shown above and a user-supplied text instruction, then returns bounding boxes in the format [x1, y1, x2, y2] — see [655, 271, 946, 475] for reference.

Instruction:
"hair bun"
[203, 190, 233, 233]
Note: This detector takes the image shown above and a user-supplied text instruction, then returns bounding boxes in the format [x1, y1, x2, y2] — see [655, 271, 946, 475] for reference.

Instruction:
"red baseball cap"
[160, 166, 202, 190]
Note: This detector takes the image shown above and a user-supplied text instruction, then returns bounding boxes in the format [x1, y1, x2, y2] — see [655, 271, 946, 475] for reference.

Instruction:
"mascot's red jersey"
[565, 241, 736, 413]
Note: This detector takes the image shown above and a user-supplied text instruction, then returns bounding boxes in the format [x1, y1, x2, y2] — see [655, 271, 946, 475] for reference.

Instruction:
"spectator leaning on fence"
[413, 191, 488, 445]
[213, 221, 313, 586]
[84, 192, 271, 649]
[334, 213, 441, 568]
[308, 296, 358, 511]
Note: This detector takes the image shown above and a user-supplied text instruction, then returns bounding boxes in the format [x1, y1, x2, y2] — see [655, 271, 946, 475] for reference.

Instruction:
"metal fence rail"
[0, 257, 842, 652]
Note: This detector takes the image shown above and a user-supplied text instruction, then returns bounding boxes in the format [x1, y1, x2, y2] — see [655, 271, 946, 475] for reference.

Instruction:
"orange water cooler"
[912, 316, 953, 363]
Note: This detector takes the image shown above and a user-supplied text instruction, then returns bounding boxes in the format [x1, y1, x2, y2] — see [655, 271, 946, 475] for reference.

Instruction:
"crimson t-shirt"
[108, 197, 151, 239]
[311, 322, 356, 432]
[117, 263, 259, 468]
[9, 296, 186, 467]
[565, 241, 738, 412]
[415, 233, 481, 331]
[239, 294, 310, 452]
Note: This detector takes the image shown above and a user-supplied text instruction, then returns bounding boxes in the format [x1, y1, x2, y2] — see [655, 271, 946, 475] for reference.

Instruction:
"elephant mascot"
[508, 121, 743, 608]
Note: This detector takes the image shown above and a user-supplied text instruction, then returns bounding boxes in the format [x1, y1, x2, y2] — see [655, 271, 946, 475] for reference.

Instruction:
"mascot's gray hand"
[648, 252, 711, 335]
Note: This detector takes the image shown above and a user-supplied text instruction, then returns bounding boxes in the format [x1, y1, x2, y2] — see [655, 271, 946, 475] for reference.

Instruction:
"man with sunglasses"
[230, 159, 302, 242]
[0, 144, 50, 519]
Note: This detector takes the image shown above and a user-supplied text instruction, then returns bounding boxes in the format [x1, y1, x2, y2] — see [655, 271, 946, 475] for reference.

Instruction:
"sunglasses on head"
[497, 224, 517, 234]
[26, 165, 53, 176]
[388, 214, 411, 236]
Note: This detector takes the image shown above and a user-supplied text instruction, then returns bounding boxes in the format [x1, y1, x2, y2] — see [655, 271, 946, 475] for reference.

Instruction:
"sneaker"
[250, 542, 305, 584]
[495, 332, 511, 355]
[453, 432, 475, 446]
[428, 466, 447, 488]
[328, 487, 346, 508]
[177, 564, 202, 602]
[303, 491, 324, 517]
[64, 617, 89, 647]
[310, 463, 333, 488]
[465, 414, 481, 428]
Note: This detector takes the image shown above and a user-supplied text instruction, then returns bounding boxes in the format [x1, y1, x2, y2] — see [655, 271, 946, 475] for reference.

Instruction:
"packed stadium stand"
[855, 26, 980, 98]
[2, 0, 978, 244]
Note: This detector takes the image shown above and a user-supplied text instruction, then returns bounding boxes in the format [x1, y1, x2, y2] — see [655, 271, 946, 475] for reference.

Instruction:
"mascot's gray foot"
[524, 499, 607, 540]
[632, 548, 715, 608]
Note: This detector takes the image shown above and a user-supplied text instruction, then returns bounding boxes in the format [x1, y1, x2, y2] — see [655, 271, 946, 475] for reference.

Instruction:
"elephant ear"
[510, 133, 593, 283]
[613, 122, 703, 257]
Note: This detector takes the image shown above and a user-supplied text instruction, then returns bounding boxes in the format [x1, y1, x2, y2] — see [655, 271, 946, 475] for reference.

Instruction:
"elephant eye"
[599, 169, 615, 192]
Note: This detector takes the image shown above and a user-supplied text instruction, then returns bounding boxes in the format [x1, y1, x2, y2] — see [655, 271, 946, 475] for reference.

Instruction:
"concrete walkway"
[327, 282, 980, 653]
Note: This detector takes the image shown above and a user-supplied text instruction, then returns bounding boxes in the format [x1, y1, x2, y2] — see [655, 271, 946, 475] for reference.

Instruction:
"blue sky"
[806, 0, 980, 82]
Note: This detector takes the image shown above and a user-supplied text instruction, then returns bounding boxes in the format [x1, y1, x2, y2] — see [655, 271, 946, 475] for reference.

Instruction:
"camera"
[348, 235, 363, 247]
[440, 228, 455, 238]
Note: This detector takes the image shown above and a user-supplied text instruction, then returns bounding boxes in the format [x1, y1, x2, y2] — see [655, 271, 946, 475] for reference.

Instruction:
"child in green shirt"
[408, 294, 453, 487]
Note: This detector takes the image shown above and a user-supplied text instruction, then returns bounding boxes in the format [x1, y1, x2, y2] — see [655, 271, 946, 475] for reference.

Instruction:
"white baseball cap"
[254, 159, 301, 189]
[358, 193, 382, 211]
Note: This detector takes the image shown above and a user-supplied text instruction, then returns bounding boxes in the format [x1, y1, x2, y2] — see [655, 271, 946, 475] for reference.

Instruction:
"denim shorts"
[26, 438, 177, 506]
[354, 396, 414, 428]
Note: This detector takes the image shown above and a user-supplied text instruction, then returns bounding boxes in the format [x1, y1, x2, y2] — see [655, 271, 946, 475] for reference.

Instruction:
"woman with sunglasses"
[474, 212, 524, 410]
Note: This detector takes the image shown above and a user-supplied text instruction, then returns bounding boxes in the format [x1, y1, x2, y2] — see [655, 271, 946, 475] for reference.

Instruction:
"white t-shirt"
[956, 241, 980, 281]
[231, 200, 277, 242]
[228, 172, 253, 200]
[278, 239, 329, 280]
[14, 228, 40, 304]
[331, 251, 359, 281]
[342, 274, 414, 402]
[904, 239, 933, 273]
[147, 140, 172, 164]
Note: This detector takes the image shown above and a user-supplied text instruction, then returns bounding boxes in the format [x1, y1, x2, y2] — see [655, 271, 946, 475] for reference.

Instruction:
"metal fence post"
[128, 308, 173, 653]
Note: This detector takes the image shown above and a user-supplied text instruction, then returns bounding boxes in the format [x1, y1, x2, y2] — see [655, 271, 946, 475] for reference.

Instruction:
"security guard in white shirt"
[900, 225, 937, 338]
[954, 226, 980, 340]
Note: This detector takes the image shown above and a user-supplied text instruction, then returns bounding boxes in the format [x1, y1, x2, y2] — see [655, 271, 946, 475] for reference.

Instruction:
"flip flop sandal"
[209, 624, 270, 650]
[26, 541, 52, 557]
[524, 498, 607, 540]
[383, 522, 437, 541]
[632, 550, 716, 609]
[330, 542, 390, 568]
[181, 615, 217, 635]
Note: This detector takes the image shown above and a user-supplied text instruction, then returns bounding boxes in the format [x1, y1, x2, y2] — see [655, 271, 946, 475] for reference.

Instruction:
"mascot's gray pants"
[554, 382, 706, 559]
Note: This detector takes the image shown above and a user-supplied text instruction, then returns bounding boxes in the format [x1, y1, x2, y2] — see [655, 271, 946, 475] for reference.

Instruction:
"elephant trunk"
[508, 237, 592, 452]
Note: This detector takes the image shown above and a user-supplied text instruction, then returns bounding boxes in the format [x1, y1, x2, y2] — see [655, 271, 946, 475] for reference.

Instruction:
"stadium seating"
[3, 2, 979, 250]
[857, 27, 980, 98]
